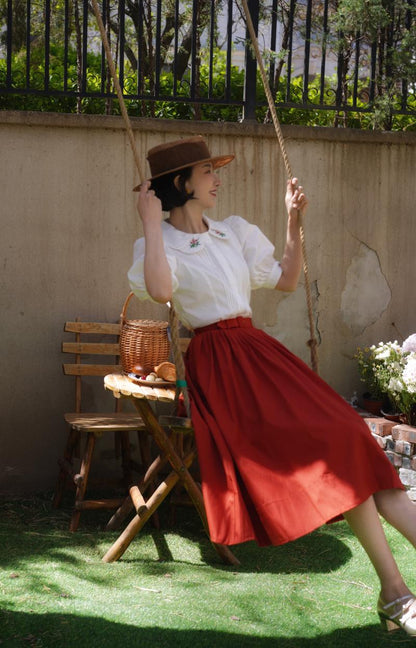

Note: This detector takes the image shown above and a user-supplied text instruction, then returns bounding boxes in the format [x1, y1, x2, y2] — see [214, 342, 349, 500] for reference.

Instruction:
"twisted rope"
[91, 0, 189, 402]
[168, 306, 191, 418]
[240, 0, 319, 374]
[91, 0, 144, 181]
[92, 0, 318, 374]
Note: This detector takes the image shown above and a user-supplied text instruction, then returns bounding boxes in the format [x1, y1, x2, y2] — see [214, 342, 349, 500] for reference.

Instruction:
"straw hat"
[133, 135, 234, 191]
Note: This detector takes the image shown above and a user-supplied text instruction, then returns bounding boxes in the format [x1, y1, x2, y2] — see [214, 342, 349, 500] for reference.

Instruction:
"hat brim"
[132, 154, 235, 192]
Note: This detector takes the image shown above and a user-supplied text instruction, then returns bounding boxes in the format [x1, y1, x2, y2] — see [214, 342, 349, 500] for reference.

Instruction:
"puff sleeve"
[224, 215, 282, 290]
[127, 236, 179, 301]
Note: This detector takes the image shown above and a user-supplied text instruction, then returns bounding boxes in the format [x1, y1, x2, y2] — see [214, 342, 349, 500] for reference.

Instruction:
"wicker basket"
[119, 292, 170, 374]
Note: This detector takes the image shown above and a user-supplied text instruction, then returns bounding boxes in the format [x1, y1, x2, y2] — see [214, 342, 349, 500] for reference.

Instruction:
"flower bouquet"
[356, 334, 416, 426]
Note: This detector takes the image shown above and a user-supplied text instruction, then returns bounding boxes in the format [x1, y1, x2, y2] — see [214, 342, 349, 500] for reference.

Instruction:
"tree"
[332, 0, 416, 128]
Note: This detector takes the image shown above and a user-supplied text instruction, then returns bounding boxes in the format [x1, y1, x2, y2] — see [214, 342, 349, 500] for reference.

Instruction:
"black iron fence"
[1, 0, 415, 128]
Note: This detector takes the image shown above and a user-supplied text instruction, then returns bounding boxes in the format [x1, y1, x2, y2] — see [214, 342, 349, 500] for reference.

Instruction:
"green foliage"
[1, 43, 415, 130]
[355, 346, 386, 401]
[333, 0, 391, 37]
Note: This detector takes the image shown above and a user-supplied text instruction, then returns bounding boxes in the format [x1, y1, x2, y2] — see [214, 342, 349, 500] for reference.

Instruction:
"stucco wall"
[1, 111, 415, 495]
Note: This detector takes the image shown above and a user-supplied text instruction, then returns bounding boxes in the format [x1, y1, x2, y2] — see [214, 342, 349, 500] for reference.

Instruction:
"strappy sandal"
[377, 594, 416, 635]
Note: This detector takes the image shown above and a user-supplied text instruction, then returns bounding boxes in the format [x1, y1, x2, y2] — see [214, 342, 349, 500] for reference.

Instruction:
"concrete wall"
[1, 110, 416, 495]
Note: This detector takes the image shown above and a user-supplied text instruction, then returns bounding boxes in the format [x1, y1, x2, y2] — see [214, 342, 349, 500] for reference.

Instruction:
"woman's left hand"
[285, 177, 308, 220]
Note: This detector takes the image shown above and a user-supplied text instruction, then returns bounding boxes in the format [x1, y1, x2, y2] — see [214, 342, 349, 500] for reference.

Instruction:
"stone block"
[385, 436, 395, 451]
[364, 417, 396, 437]
[402, 456, 412, 470]
[399, 468, 416, 487]
[392, 424, 416, 444]
[385, 451, 403, 467]
[407, 488, 416, 501]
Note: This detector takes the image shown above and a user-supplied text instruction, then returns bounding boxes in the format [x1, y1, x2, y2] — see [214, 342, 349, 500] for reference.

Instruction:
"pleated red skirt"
[184, 317, 403, 547]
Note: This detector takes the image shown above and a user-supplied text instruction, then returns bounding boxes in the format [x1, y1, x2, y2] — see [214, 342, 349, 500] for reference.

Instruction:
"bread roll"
[154, 362, 176, 382]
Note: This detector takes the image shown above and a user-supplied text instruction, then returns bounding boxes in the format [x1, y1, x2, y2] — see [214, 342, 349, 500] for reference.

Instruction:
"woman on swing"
[128, 135, 416, 636]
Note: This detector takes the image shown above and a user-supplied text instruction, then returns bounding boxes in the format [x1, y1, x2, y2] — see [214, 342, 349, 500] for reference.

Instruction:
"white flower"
[402, 356, 416, 393]
[373, 341, 402, 361]
[402, 334, 416, 353]
[388, 377, 405, 393]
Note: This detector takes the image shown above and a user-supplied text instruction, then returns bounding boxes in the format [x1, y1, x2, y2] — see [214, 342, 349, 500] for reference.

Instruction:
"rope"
[90, 0, 144, 182]
[90, 0, 189, 403]
[240, 0, 319, 374]
[169, 306, 191, 419]
[92, 0, 318, 374]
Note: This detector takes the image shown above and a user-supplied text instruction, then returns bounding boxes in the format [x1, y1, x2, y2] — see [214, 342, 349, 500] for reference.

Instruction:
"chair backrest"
[62, 318, 193, 413]
[62, 320, 122, 413]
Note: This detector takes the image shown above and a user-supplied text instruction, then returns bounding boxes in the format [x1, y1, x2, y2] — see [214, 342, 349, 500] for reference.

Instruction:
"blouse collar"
[162, 216, 228, 253]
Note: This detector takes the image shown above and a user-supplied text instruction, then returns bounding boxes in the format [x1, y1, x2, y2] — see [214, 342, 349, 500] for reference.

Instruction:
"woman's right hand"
[137, 180, 163, 226]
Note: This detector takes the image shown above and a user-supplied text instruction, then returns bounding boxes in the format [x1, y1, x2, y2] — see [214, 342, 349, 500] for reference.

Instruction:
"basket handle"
[120, 292, 135, 325]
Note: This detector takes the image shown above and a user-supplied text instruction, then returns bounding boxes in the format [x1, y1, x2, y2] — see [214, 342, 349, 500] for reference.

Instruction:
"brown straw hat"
[133, 135, 234, 191]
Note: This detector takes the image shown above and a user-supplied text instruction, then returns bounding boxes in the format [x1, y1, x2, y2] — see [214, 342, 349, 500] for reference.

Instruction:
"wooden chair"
[53, 319, 151, 532]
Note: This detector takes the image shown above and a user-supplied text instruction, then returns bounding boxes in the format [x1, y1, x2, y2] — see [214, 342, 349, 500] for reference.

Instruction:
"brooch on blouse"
[189, 237, 201, 248]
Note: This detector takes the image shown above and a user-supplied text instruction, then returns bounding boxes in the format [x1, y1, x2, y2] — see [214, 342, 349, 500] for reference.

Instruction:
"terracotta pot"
[363, 398, 383, 416]
[380, 409, 403, 422]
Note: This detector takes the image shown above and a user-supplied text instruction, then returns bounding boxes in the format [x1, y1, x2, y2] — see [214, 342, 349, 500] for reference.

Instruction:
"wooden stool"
[102, 373, 240, 566]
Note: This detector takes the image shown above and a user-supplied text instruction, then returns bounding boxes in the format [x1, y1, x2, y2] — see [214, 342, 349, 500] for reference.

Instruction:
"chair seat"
[64, 412, 145, 434]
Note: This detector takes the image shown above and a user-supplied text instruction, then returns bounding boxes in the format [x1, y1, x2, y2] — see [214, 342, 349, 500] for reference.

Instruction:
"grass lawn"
[0, 493, 415, 647]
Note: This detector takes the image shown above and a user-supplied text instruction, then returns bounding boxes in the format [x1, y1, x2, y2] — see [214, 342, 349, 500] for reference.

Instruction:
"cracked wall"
[341, 243, 391, 336]
[1, 113, 415, 494]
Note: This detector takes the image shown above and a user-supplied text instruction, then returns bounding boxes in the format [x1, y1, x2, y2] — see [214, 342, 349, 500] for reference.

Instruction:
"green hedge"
[1, 45, 415, 130]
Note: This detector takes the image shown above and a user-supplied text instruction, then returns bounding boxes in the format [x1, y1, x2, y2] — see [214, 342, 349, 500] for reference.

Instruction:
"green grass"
[0, 494, 415, 647]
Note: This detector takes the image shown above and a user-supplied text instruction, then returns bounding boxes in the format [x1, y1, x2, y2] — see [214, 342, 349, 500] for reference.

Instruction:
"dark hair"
[150, 167, 194, 212]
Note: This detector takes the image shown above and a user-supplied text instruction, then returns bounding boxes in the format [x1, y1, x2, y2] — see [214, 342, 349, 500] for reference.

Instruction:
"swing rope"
[240, 0, 319, 374]
[90, 0, 191, 415]
[91, 0, 318, 377]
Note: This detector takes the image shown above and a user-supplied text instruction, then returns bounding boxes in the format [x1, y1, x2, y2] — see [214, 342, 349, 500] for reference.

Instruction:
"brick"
[392, 424, 416, 444]
[385, 436, 395, 451]
[364, 417, 397, 437]
[402, 456, 412, 470]
[399, 468, 416, 487]
[411, 456, 416, 471]
[372, 433, 387, 449]
[385, 451, 403, 467]
[394, 439, 414, 457]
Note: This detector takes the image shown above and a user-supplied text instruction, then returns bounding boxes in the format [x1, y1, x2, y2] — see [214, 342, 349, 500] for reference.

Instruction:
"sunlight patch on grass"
[1, 496, 415, 647]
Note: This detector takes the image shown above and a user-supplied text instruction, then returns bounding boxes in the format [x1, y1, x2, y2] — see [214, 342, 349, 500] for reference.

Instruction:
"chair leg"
[137, 429, 160, 529]
[119, 430, 133, 486]
[53, 426, 80, 508]
[70, 432, 96, 532]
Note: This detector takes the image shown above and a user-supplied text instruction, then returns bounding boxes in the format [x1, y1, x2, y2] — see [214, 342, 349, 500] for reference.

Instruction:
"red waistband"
[194, 317, 253, 334]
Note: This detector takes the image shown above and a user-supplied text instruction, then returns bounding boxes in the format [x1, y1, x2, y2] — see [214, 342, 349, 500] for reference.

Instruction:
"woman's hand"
[285, 177, 308, 220]
[276, 178, 307, 292]
[136, 181, 172, 303]
[137, 180, 163, 227]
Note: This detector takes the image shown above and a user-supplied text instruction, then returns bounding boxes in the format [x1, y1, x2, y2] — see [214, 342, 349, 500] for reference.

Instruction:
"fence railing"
[0, 0, 415, 128]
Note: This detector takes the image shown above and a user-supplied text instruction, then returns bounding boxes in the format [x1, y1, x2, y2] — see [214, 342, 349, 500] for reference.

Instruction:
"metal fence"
[1, 0, 415, 126]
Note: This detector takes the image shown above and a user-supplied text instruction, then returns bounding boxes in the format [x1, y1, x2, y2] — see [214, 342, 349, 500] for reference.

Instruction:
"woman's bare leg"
[374, 488, 416, 546]
[343, 495, 412, 603]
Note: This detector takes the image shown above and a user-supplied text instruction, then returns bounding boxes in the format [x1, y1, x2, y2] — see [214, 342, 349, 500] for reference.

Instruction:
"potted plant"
[355, 346, 386, 414]
[356, 335, 416, 425]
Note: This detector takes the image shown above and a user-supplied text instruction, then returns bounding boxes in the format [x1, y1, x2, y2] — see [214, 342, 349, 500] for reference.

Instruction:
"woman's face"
[184, 162, 221, 209]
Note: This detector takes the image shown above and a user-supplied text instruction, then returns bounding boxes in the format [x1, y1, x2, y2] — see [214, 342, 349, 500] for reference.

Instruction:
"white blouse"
[128, 215, 282, 330]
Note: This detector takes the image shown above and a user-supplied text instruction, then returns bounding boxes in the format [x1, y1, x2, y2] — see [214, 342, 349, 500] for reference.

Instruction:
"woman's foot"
[378, 593, 416, 635]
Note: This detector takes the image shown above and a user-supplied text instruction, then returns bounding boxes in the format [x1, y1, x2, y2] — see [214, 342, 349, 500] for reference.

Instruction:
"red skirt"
[184, 317, 403, 547]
